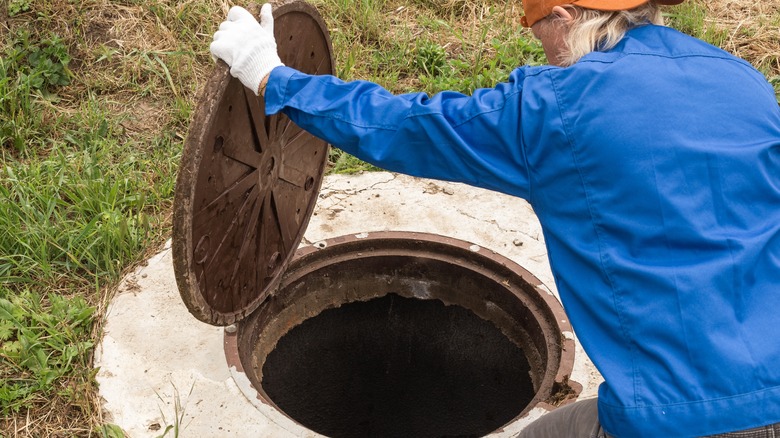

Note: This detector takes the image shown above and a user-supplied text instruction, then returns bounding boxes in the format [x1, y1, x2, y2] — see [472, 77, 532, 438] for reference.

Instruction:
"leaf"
[99, 424, 126, 438]
[0, 320, 14, 341]
[156, 425, 174, 438]
[0, 298, 21, 325]
[0, 298, 15, 320]
[1, 340, 22, 357]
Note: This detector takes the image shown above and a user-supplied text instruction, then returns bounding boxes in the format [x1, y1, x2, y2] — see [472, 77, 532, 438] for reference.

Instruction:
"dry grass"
[704, 0, 780, 74]
[1, 396, 99, 438]
[33, 0, 225, 143]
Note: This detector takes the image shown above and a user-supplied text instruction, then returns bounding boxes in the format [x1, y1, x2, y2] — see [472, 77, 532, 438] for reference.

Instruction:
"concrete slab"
[95, 172, 603, 437]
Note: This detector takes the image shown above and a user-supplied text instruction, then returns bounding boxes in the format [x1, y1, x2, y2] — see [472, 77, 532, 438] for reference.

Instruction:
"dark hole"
[262, 294, 534, 438]
[304, 176, 315, 191]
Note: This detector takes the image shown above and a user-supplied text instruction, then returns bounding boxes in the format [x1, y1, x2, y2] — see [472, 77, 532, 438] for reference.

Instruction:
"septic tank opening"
[262, 293, 534, 438]
[229, 232, 579, 437]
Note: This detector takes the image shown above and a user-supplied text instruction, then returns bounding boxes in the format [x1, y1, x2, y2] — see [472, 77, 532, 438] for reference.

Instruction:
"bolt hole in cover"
[172, 0, 580, 435]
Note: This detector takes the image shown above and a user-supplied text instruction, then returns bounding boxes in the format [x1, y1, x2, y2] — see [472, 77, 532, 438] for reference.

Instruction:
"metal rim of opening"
[224, 231, 581, 436]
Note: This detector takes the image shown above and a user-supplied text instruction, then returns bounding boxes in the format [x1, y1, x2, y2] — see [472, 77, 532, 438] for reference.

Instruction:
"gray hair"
[554, 2, 664, 66]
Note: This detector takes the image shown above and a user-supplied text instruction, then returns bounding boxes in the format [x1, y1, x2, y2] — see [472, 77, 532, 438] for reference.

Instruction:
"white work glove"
[210, 4, 283, 95]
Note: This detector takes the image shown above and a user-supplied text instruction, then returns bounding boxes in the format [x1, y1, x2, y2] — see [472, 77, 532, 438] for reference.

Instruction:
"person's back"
[520, 24, 780, 436]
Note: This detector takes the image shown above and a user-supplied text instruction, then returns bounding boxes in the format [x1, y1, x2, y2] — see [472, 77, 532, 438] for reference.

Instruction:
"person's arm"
[211, 4, 532, 198]
[265, 66, 532, 198]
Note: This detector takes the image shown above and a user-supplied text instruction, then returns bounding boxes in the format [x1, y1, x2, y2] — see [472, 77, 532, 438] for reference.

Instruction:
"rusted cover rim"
[172, 0, 334, 326]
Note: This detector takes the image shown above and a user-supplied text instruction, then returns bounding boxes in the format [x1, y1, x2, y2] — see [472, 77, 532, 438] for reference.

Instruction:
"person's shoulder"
[511, 64, 559, 80]
[619, 25, 736, 60]
[497, 65, 559, 94]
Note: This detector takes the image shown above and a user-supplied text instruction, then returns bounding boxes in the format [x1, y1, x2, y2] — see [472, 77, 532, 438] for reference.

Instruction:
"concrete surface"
[95, 172, 603, 437]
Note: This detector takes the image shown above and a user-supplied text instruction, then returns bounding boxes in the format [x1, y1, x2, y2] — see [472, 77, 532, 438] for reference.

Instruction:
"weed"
[415, 39, 449, 76]
[0, 29, 72, 154]
[26, 36, 72, 91]
[153, 382, 195, 438]
[416, 12, 545, 94]
[0, 58, 42, 153]
[8, 0, 31, 17]
[329, 148, 382, 174]
[769, 75, 780, 102]
[0, 289, 95, 414]
[5, 30, 72, 94]
[98, 424, 127, 438]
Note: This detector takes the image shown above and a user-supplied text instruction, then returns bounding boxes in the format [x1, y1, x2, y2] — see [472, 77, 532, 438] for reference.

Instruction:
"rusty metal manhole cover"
[172, 0, 334, 325]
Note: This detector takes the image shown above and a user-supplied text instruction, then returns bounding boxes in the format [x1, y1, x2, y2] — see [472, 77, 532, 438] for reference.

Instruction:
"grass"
[152, 382, 195, 438]
[0, 0, 778, 435]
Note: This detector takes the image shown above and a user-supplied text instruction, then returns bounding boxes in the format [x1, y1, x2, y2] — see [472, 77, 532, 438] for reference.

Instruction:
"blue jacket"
[265, 25, 780, 437]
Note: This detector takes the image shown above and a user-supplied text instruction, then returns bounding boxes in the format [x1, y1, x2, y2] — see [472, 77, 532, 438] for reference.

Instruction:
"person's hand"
[210, 4, 283, 96]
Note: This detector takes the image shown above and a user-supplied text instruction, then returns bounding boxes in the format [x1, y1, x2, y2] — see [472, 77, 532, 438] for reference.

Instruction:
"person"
[209, 0, 780, 436]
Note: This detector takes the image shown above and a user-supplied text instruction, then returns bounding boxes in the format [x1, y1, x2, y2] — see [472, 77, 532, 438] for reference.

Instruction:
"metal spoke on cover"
[172, 0, 334, 325]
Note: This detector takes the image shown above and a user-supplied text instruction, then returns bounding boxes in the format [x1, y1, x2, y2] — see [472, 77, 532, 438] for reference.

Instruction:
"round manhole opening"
[265, 293, 532, 437]
[226, 232, 579, 437]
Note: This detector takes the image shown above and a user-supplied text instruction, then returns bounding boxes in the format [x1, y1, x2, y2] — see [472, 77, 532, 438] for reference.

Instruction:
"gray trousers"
[516, 398, 780, 438]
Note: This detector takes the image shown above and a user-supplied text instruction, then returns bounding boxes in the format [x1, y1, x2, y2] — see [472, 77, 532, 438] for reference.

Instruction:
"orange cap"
[520, 0, 685, 27]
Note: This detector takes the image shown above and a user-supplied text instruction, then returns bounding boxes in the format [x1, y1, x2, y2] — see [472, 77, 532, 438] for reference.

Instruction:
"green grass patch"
[0, 29, 72, 155]
[0, 288, 95, 416]
[1, 2, 185, 432]
[416, 23, 546, 94]
[0, 124, 166, 286]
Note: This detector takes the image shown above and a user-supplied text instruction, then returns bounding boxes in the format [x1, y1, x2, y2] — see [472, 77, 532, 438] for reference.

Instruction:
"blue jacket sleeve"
[264, 66, 533, 199]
